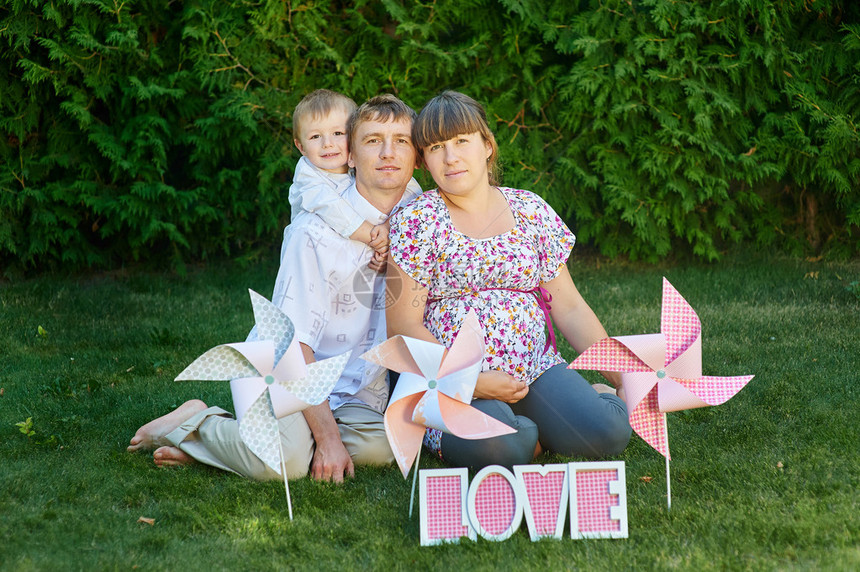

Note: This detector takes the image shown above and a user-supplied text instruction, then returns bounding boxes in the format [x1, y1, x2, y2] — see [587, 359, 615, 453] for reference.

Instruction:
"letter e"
[569, 461, 628, 539]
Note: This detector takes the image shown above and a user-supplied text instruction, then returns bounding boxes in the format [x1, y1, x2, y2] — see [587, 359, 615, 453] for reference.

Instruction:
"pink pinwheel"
[568, 278, 753, 508]
[361, 310, 515, 479]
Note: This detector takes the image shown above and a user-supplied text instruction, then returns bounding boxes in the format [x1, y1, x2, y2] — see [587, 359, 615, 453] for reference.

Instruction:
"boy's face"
[294, 107, 350, 174]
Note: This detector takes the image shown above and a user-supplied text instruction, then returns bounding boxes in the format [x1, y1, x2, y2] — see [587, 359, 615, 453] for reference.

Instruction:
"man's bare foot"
[153, 446, 195, 467]
[127, 399, 207, 452]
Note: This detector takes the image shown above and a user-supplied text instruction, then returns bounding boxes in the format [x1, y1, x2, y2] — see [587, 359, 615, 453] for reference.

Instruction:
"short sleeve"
[511, 190, 576, 283]
[389, 193, 440, 289]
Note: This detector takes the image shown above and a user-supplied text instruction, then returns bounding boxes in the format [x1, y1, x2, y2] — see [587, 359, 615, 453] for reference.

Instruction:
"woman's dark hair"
[413, 91, 501, 186]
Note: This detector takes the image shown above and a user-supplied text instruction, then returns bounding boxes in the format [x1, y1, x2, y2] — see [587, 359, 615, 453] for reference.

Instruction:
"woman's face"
[422, 132, 492, 195]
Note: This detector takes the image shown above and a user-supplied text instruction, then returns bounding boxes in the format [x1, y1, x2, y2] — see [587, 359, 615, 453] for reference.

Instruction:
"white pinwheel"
[175, 289, 348, 516]
[361, 310, 515, 479]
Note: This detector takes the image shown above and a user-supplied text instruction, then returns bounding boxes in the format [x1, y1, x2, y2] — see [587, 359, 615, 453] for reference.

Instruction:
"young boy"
[290, 89, 421, 268]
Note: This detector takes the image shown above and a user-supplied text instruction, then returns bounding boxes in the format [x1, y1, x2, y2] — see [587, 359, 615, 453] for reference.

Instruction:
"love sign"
[418, 461, 627, 545]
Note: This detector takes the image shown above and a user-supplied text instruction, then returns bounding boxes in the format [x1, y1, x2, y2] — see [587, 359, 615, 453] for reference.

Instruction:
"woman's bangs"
[415, 103, 483, 149]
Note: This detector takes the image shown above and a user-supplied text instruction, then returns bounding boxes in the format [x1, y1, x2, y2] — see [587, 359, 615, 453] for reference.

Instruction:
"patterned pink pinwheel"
[568, 278, 754, 461]
[361, 310, 516, 478]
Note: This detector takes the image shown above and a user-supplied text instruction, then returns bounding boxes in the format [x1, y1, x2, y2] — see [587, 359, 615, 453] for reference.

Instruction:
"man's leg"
[127, 399, 208, 452]
[332, 403, 394, 466]
[160, 406, 315, 480]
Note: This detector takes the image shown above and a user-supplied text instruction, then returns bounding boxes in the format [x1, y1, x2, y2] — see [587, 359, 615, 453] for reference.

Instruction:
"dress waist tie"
[428, 286, 557, 354]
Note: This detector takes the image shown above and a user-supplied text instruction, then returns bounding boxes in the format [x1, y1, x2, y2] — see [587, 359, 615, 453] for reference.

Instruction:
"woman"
[386, 91, 631, 469]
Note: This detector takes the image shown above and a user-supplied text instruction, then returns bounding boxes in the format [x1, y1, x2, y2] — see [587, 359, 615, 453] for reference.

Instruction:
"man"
[127, 95, 420, 483]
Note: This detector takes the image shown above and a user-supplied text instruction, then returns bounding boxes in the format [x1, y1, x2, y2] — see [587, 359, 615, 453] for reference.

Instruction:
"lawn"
[1, 250, 858, 571]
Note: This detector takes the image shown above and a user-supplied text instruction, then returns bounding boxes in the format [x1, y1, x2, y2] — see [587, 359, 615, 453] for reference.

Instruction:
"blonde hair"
[293, 89, 357, 140]
[346, 94, 417, 146]
[412, 91, 501, 186]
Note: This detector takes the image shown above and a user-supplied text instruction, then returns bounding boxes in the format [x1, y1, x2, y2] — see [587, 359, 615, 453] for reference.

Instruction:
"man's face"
[348, 116, 417, 194]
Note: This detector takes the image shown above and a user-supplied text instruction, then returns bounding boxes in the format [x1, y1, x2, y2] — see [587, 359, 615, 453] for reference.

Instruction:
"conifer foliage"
[1, 0, 858, 271]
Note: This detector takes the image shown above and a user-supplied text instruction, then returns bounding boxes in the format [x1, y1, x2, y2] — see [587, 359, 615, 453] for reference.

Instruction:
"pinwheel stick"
[279, 440, 294, 520]
[408, 448, 421, 519]
[666, 456, 672, 511]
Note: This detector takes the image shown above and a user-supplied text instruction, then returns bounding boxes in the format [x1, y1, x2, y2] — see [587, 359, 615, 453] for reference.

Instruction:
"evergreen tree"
[2, 0, 858, 271]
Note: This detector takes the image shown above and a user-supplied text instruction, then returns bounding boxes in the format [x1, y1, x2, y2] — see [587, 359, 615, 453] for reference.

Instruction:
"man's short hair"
[346, 94, 417, 147]
[293, 89, 357, 140]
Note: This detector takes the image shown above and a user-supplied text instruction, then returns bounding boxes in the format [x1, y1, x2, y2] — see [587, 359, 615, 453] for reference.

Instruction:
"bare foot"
[127, 399, 207, 452]
[592, 383, 617, 395]
[153, 446, 195, 467]
[593, 383, 626, 402]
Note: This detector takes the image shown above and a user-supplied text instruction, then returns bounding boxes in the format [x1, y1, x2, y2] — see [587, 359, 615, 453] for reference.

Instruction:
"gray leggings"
[440, 364, 632, 470]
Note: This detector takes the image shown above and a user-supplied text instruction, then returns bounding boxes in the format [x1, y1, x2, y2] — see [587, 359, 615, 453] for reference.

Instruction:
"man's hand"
[473, 370, 529, 403]
[299, 353, 355, 484]
[309, 436, 355, 483]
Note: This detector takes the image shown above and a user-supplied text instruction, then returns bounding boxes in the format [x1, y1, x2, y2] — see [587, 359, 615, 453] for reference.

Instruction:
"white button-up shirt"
[265, 183, 420, 412]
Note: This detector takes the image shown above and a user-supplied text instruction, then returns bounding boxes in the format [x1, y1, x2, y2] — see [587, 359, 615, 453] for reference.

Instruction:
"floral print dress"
[389, 187, 577, 457]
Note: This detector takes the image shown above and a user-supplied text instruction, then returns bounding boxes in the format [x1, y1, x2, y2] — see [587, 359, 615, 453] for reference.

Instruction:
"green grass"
[2, 251, 858, 571]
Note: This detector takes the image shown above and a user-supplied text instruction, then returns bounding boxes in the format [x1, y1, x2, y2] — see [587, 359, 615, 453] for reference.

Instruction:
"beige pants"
[165, 403, 393, 481]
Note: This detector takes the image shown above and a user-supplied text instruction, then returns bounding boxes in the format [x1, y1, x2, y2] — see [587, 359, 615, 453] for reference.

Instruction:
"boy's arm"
[367, 219, 390, 251]
[289, 158, 365, 238]
[348, 220, 376, 245]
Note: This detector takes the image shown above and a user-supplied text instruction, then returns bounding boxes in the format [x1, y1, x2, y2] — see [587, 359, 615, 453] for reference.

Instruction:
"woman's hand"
[474, 370, 529, 403]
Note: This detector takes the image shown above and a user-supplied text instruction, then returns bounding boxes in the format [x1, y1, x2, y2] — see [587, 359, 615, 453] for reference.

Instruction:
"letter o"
[466, 465, 524, 541]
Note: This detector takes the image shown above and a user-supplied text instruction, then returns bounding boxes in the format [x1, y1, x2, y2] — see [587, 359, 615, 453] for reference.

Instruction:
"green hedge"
[2, 0, 858, 271]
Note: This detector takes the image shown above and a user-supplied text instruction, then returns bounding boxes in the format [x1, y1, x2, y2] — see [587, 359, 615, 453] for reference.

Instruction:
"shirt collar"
[343, 184, 392, 225]
[300, 156, 352, 185]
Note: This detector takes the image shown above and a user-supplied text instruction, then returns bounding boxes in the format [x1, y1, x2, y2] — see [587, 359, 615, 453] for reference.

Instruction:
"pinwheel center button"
[264, 375, 275, 385]
[656, 370, 667, 379]
[427, 379, 437, 389]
